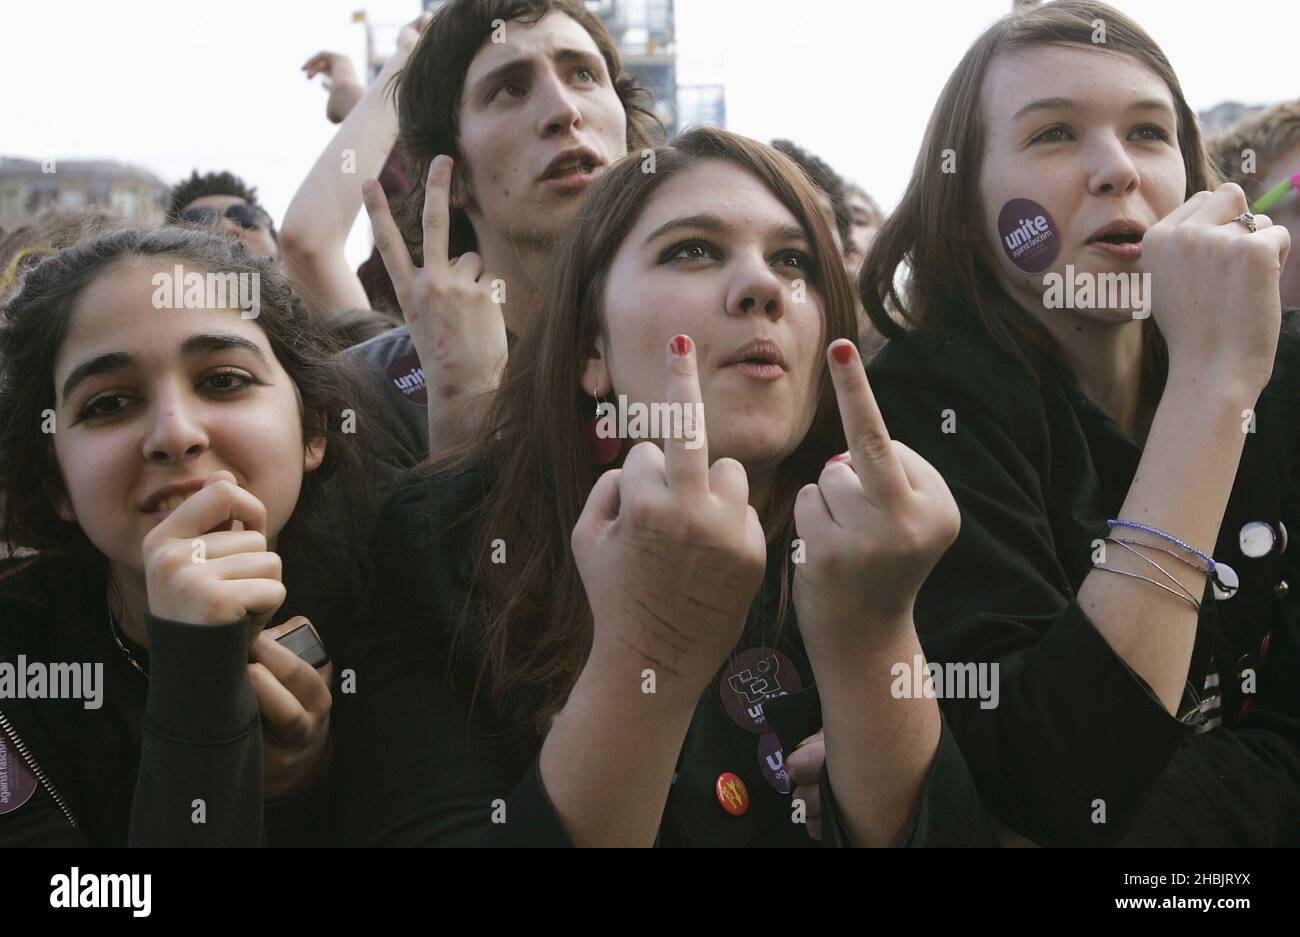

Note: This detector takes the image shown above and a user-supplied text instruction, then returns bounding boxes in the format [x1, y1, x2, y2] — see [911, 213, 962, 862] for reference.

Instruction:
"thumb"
[574, 469, 622, 543]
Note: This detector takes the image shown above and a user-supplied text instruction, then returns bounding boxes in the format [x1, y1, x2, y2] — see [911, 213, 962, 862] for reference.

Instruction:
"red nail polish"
[826, 451, 851, 464]
[671, 335, 692, 357]
[831, 341, 855, 365]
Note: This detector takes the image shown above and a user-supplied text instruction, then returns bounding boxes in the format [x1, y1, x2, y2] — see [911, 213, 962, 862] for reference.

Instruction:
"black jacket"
[333, 465, 996, 847]
[867, 311, 1300, 846]
[0, 555, 330, 846]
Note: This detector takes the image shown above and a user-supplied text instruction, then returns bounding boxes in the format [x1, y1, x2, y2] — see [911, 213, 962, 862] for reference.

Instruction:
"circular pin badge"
[1212, 562, 1240, 601]
[0, 735, 38, 816]
[1239, 521, 1277, 558]
[719, 647, 801, 734]
[715, 772, 749, 816]
[757, 733, 793, 795]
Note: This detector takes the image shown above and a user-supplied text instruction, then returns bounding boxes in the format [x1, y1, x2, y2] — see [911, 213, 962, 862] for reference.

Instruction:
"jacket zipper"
[0, 708, 79, 829]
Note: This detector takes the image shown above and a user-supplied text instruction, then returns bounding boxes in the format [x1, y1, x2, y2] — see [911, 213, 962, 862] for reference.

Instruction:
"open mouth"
[1094, 231, 1142, 246]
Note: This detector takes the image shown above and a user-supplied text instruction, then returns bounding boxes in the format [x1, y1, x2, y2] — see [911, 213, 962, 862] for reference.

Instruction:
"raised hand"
[363, 156, 508, 443]
[793, 340, 960, 649]
[143, 470, 284, 643]
[571, 335, 767, 700]
[1143, 182, 1291, 396]
[301, 51, 364, 125]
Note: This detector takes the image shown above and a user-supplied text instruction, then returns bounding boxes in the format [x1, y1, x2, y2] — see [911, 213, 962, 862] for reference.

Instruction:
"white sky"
[3, 0, 1296, 264]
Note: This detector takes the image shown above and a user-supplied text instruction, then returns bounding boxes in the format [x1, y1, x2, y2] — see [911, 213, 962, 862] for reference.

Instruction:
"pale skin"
[544, 162, 961, 847]
[281, 12, 433, 311]
[181, 194, 278, 259]
[361, 10, 629, 450]
[50, 258, 335, 799]
[978, 44, 1290, 712]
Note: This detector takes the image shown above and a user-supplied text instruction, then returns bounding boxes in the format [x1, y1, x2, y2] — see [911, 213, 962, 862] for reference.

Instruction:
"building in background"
[406, 0, 723, 138]
[0, 157, 168, 230]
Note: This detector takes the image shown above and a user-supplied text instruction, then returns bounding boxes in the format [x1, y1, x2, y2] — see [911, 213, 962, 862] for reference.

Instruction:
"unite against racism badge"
[0, 733, 37, 816]
[998, 198, 1061, 273]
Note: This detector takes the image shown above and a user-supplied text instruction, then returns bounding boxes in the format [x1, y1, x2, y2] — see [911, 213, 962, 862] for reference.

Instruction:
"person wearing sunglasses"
[166, 169, 279, 259]
[1210, 98, 1300, 308]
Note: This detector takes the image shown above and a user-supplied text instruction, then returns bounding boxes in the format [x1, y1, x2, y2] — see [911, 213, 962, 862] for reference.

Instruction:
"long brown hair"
[860, 0, 1219, 385]
[393, 0, 660, 261]
[436, 128, 859, 731]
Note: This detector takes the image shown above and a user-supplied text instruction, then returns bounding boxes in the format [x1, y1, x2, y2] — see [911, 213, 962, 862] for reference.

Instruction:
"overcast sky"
[4, 0, 1296, 264]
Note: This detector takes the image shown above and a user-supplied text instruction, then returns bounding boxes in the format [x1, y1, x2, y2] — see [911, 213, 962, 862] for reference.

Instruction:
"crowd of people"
[1, 0, 1297, 848]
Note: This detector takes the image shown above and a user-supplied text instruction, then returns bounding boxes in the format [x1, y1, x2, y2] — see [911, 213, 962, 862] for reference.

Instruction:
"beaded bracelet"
[1106, 519, 1215, 574]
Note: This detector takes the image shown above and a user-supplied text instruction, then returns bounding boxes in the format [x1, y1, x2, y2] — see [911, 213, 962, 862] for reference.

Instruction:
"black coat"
[333, 465, 996, 847]
[867, 311, 1300, 846]
[0, 555, 330, 846]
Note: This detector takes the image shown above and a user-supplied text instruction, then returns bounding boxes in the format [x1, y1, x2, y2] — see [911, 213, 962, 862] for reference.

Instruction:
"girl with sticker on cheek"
[334, 127, 997, 847]
[862, 0, 1298, 845]
[0, 227, 381, 846]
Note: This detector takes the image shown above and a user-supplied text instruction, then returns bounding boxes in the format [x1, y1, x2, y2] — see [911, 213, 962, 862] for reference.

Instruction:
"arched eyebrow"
[1010, 96, 1175, 123]
[469, 47, 605, 101]
[60, 333, 268, 402]
[641, 213, 808, 248]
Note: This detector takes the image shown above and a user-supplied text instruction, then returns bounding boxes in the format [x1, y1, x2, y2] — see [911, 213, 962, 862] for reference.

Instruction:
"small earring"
[584, 394, 621, 466]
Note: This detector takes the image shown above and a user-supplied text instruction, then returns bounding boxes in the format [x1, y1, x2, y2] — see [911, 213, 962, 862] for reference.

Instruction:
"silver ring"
[1232, 212, 1258, 233]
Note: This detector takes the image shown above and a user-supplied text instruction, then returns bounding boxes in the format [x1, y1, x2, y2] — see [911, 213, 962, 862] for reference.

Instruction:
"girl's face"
[584, 160, 826, 481]
[977, 44, 1187, 323]
[50, 257, 325, 573]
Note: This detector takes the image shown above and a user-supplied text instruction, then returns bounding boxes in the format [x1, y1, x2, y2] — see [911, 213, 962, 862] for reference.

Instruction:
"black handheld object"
[275, 622, 330, 668]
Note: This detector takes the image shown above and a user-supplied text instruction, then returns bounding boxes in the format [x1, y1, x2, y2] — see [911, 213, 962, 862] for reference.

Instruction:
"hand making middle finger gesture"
[571, 335, 768, 702]
[793, 340, 961, 650]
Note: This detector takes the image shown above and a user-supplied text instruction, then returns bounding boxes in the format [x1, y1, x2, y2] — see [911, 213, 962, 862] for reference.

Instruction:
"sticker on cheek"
[998, 198, 1060, 273]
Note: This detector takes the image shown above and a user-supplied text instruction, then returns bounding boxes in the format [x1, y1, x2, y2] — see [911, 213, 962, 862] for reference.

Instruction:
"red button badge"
[715, 772, 749, 816]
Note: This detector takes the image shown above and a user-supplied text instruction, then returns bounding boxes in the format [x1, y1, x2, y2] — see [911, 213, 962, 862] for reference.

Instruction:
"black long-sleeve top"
[333, 465, 997, 847]
[866, 311, 1300, 846]
[0, 554, 331, 846]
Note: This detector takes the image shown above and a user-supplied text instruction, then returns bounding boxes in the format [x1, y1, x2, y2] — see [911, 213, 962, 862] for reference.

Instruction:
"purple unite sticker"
[720, 646, 801, 734]
[757, 733, 793, 794]
[998, 198, 1060, 273]
[0, 734, 38, 816]
[387, 350, 428, 406]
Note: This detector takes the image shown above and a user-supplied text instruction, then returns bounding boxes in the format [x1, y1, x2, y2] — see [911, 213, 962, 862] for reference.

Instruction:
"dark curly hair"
[392, 0, 660, 261]
[770, 139, 852, 250]
[0, 227, 385, 635]
[166, 170, 277, 241]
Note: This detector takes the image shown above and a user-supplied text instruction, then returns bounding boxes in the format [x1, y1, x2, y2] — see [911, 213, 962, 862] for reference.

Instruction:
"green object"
[1253, 174, 1300, 213]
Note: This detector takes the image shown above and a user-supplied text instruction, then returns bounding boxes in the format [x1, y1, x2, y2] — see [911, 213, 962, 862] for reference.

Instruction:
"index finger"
[662, 334, 710, 493]
[827, 339, 910, 503]
[155, 472, 269, 540]
[422, 155, 454, 268]
[361, 178, 415, 285]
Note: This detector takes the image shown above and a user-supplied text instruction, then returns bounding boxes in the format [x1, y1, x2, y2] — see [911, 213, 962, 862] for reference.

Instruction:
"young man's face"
[454, 11, 630, 251]
[180, 194, 279, 259]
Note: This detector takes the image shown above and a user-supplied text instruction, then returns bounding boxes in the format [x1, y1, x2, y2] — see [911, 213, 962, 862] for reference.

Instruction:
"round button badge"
[719, 647, 801, 734]
[1212, 562, 1239, 601]
[1239, 522, 1277, 559]
[715, 772, 749, 816]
